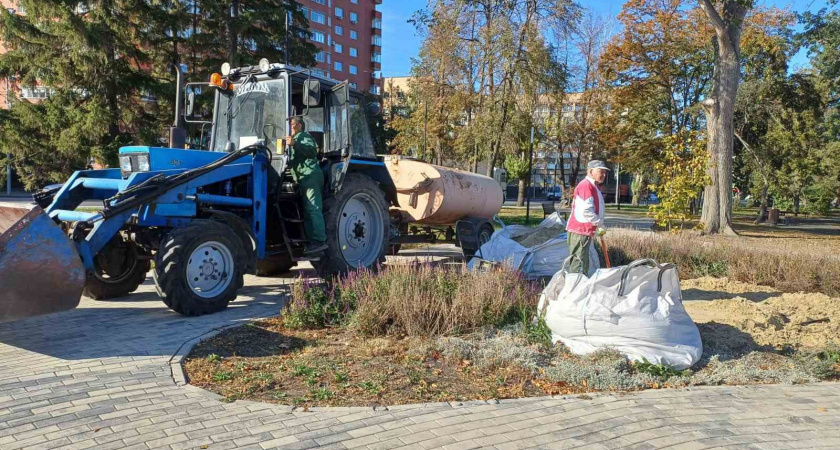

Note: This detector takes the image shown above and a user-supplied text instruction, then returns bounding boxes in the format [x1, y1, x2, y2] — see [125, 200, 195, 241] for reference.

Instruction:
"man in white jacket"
[565, 160, 609, 274]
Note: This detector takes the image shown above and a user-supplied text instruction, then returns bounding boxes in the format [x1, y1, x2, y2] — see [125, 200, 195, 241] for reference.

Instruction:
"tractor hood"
[119, 146, 231, 172]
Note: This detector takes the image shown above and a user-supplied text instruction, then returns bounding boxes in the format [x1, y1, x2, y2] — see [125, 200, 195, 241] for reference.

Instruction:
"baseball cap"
[587, 160, 611, 171]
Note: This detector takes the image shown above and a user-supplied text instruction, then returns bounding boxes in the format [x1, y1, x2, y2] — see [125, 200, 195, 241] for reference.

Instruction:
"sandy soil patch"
[683, 277, 840, 350]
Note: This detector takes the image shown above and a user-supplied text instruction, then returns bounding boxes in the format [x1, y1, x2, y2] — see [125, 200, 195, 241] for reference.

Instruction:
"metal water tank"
[384, 156, 504, 225]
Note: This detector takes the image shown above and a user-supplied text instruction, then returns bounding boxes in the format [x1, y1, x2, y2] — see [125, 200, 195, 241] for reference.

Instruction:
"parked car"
[546, 186, 563, 200]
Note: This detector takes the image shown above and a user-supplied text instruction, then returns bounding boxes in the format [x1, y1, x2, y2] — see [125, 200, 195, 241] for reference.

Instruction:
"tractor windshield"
[212, 78, 286, 153]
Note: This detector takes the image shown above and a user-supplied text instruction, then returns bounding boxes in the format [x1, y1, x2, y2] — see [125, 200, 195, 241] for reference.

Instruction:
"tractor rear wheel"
[313, 173, 389, 278]
[83, 234, 150, 300]
[153, 220, 246, 316]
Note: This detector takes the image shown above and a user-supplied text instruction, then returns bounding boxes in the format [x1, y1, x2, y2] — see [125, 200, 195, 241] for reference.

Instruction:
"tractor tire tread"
[313, 173, 389, 278]
[153, 220, 246, 316]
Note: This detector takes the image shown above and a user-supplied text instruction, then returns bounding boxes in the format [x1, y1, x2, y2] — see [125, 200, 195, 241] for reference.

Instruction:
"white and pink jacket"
[566, 176, 605, 237]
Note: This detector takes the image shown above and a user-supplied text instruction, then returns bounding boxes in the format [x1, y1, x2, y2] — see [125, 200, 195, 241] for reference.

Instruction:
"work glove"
[596, 227, 607, 237]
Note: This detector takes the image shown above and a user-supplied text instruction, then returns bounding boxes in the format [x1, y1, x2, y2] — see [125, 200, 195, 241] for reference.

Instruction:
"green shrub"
[283, 279, 353, 329]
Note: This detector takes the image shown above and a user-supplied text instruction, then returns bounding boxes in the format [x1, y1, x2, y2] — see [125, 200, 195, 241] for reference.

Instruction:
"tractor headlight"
[119, 156, 133, 174]
[118, 153, 151, 178]
[136, 154, 150, 172]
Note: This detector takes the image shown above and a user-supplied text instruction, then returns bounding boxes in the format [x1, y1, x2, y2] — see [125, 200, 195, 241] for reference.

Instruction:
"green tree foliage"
[181, 0, 316, 78]
[0, 0, 315, 190]
[799, 0, 840, 105]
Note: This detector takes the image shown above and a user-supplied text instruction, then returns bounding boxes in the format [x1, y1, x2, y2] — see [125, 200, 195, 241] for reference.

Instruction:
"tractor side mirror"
[303, 79, 321, 107]
[186, 91, 196, 117]
[184, 82, 211, 123]
[366, 102, 381, 116]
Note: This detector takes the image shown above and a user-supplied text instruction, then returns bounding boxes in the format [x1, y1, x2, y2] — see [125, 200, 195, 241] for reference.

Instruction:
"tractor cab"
[185, 60, 381, 192]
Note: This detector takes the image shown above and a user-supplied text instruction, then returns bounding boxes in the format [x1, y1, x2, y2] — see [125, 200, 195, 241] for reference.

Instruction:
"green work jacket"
[290, 131, 320, 182]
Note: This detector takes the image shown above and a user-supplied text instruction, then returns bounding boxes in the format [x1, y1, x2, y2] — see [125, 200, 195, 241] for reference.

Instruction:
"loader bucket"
[0, 204, 85, 322]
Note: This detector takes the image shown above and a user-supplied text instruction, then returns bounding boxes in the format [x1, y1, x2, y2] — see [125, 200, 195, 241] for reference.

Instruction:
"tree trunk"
[698, 0, 747, 236]
[517, 179, 526, 207]
[631, 172, 644, 206]
[755, 184, 769, 224]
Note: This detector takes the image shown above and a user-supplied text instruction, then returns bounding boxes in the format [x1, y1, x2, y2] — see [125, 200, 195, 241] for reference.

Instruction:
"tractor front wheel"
[153, 220, 246, 316]
[313, 173, 389, 278]
[83, 234, 150, 300]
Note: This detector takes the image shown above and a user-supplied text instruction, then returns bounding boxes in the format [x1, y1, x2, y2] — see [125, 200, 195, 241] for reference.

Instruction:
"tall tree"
[0, 0, 317, 190]
[697, 0, 752, 235]
[184, 0, 317, 78]
[0, 0, 177, 188]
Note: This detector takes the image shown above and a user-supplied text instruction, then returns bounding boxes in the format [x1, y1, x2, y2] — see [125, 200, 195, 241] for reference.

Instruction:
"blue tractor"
[0, 61, 398, 320]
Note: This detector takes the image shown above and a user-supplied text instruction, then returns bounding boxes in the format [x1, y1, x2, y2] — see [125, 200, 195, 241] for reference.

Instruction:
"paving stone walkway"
[2, 273, 840, 450]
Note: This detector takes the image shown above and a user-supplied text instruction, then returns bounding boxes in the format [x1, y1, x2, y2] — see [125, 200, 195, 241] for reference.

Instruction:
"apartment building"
[301, 0, 383, 94]
[0, 0, 384, 109]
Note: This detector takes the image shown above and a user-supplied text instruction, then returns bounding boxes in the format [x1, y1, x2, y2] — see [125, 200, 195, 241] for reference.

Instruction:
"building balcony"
[371, 61, 381, 71]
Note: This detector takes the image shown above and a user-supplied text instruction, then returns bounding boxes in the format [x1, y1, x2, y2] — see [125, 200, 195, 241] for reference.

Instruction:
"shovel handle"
[599, 236, 611, 268]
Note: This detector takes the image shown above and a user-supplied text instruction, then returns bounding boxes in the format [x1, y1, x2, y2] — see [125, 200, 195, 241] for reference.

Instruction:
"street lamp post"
[615, 161, 620, 210]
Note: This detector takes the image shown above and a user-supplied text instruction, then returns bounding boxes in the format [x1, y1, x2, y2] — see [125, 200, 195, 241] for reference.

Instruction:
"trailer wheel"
[83, 234, 150, 300]
[314, 173, 389, 278]
[153, 220, 246, 316]
[386, 212, 407, 256]
[463, 222, 495, 259]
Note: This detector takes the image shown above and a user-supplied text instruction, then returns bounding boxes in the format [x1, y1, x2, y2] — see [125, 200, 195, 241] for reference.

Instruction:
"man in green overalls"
[285, 117, 328, 254]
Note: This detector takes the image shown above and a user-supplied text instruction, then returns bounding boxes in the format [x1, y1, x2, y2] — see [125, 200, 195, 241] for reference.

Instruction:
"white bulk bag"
[469, 213, 598, 278]
[537, 258, 702, 369]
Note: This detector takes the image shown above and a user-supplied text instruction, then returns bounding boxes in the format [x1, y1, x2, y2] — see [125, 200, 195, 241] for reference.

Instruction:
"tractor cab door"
[326, 82, 378, 192]
[327, 82, 352, 192]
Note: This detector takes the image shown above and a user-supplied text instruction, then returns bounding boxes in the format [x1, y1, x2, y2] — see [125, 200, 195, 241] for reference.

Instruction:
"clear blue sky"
[380, 0, 831, 77]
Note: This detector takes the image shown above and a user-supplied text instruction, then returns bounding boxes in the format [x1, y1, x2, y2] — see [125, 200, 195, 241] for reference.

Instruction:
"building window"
[372, 18, 382, 29]
[350, 30, 358, 40]
[334, 61, 343, 71]
[311, 30, 326, 43]
[335, 7, 343, 19]
[350, 0, 358, 3]
[350, 82, 358, 89]
[371, 52, 381, 63]
[335, 25, 343, 35]
[371, 35, 381, 46]
[334, 43, 343, 53]
[312, 68, 326, 77]
[311, 0, 326, 4]
[349, 65, 357, 75]
[310, 10, 326, 24]
[370, 85, 380, 95]
[20, 86, 52, 99]
[350, 12, 358, 23]
[349, 47, 358, 57]
[315, 51, 326, 63]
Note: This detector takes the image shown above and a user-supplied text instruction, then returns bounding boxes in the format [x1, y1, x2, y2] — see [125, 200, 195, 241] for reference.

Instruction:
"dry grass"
[283, 264, 541, 338]
[607, 229, 840, 297]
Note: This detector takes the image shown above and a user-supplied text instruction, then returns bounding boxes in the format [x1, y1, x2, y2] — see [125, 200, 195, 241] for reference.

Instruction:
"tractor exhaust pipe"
[169, 62, 187, 149]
